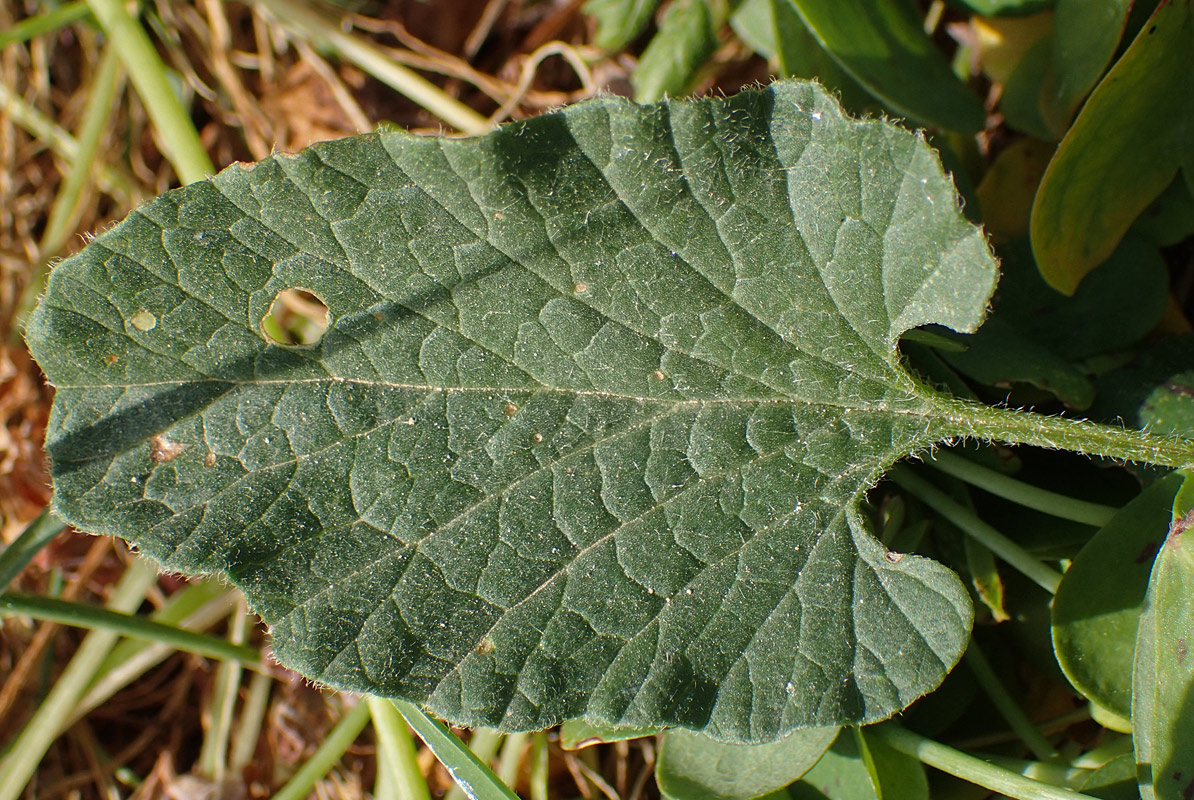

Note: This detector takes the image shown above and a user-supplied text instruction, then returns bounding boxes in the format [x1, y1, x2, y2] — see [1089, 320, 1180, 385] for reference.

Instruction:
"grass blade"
[392, 699, 521, 800]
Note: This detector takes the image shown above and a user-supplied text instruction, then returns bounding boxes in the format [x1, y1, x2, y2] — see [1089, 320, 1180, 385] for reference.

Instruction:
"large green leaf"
[26, 80, 1185, 742]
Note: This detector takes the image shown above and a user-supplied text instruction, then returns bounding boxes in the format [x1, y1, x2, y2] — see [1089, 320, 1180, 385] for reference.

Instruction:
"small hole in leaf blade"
[262, 288, 329, 346]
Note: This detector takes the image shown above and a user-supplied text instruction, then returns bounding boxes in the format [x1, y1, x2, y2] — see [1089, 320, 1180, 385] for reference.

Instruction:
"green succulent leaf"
[1134, 475, 1194, 800]
[26, 80, 1192, 743]
[1052, 472, 1181, 719]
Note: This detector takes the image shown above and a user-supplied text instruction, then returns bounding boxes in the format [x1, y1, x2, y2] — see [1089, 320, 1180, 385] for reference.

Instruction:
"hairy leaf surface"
[29, 81, 996, 742]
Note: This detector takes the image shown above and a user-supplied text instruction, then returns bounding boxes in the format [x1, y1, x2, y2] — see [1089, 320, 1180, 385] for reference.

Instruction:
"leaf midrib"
[52, 375, 935, 411]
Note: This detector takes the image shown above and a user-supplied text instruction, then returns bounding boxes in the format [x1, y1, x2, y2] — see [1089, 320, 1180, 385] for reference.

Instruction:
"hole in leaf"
[262, 288, 329, 346]
[129, 311, 156, 331]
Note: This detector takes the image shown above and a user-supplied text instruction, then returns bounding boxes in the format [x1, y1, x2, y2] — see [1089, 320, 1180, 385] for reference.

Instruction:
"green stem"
[249, 0, 489, 134]
[198, 600, 251, 780]
[0, 559, 158, 800]
[367, 696, 432, 800]
[0, 2, 92, 48]
[496, 732, 528, 788]
[528, 733, 549, 800]
[870, 724, 1098, 800]
[937, 397, 1194, 470]
[0, 510, 65, 591]
[38, 45, 124, 251]
[85, 0, 214, 183]
[889, 466, 1063, 593]
[269, 700, 372, 800]
[230, 670, 274, 771]
[965, 645, 1058, 762]
[927, 450, 1116, 527]
[71, 584, 237, 725]
[0, 592, 259, 663]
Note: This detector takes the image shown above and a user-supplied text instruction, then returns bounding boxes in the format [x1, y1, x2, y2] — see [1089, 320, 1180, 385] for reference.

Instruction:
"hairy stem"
[937, 397, 1194, 470]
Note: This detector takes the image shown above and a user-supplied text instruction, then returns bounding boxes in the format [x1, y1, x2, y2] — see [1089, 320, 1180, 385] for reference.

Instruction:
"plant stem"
[0, 2, 91, 48]
[965, 645, 1058, 762]
[69, 583, 236, 726]
[0, 510, 65, 591]
[889, 466, 1063, 593]
[937, 397, 1194, 470]
[528, 733, 549, 800]
[870, 724, 1098, 800]
[85, 0, 214, 183]
[198, 600, 251, 781]
[0, 558, 158, 800]
[230, 670, 274, 771]
[35, 45, 122, 257]
[496, 732, 529, 788]
[249, 0, 489, 134]
[927, 450, 1117, 527]
[0, 592, 259, 663]
[269, 700, 372, 800]
[368, 696, 432, 800]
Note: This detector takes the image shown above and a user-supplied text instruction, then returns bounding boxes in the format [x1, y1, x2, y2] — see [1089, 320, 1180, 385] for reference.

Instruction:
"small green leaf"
[1031, 0, 1194, 294]
[585, 0, 663, 50]
[1092, 336, 1194, 439]
[999, 36, 1057, 140]
[940, 237, 1168, 406]
[633, 0, 736, 102]
[1077, 753, 1141, 800]
[558, 718, 662, 749]
[729, 0, 875, 115]
[854, 727, 929, 800]
[1052, 472, 1181, 719]
[1131, 174, 1194, 248]
[787, 0, 987, 131]
[997, 237, 1168, 361]
[939, 317, 1097, 409]
[1133, 475, 1194, 800]
[657, 727, 838, 800]
[964, 536, 1008, 622]
[789, 732, 878, 800]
